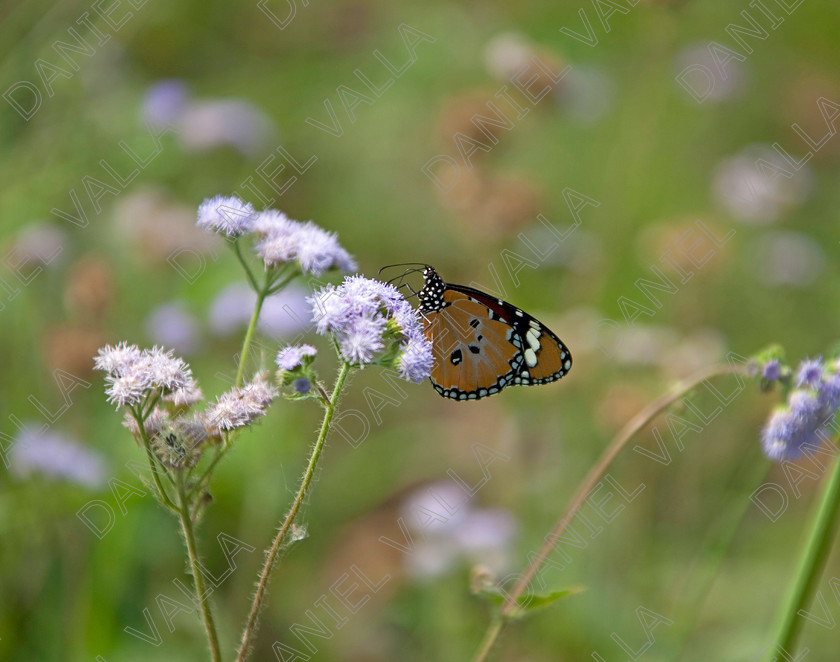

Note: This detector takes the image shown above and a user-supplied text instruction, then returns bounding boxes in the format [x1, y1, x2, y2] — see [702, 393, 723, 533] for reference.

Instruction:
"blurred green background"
[2, 1, 840, 660]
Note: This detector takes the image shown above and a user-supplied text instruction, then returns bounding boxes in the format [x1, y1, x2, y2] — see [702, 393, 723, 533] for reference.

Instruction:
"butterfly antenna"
[383, 266, 426, 288]
[377, 262, 429, 277]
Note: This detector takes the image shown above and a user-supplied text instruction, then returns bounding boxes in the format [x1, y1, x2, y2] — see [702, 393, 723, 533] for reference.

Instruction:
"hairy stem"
[472, 363, 743, 662]
[772, 450, 840, 657]
[131, 407, 177, 511]
[235, 361, 352, 662]
[177, 475, 222, 662]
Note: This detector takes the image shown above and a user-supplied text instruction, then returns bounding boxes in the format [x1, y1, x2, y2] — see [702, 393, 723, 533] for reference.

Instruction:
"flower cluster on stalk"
[95, 343, 278, 471]
[308, 275, 434, 383]
[758, 355, 840, 461]
[196, 195, 356, 276]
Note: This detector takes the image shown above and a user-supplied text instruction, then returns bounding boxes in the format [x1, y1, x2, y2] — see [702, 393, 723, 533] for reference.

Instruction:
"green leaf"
[480, 586, 584, 619]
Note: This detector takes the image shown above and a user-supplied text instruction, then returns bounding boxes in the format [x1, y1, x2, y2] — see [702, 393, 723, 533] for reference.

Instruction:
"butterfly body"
[418, 266, 572, 400]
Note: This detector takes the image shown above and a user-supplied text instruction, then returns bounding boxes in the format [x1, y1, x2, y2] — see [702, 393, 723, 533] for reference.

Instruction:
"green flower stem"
[233, 266, 298, 388]
[771, 450, 840, 657]
[474, 618, 505, 662]
[233, 240, 259, 292]
[143, 390, 162, 419]
[235, 284, 268, 388]
[472, 364, 743, 662]
[130, 407, 177, 512]
[265, 268, 297, 295]
[235, 361, 353, 662]
[176, 474, 222, 662]
[188, 443, 225, 500]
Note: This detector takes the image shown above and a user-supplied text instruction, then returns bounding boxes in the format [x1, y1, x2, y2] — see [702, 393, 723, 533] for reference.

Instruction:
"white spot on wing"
[524, 348, 537, 367]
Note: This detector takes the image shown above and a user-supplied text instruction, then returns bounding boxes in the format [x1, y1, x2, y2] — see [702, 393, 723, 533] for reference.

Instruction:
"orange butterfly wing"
[423, 291, 524, 400]
[417, 266, 572, 400]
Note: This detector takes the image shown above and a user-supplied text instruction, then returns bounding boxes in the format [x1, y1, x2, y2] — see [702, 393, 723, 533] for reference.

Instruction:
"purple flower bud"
[276, 344, 317, 371]
[196, 195, 255, 237]
[762, 359, 781, 381]
[293, 377, 311, 394]
[796, 357, 824, 389]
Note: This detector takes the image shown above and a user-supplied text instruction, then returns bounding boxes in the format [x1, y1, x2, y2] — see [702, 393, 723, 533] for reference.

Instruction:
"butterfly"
[394, 265, 572, 400]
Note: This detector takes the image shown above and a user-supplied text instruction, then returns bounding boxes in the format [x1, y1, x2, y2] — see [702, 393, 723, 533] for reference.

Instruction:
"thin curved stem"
[771, 450, 840, 657]
[474, 617, 504, 662]
[130, 407, 177, 511]
[266, 268, 298, 295]
[188, 443, 225, 500]
[235, 286, 268, 388]
[176, 474, 222, 662]
[235, 361, 352, 662]
[472, 363, 743, 662]
[233, 240, 259, 292]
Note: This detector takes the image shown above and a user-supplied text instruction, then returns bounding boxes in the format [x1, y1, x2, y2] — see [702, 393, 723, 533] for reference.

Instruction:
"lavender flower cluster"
[760, 357, 840, 461]
[309, 275, 434, 382]
[196, 195, 356, 276]
[96, 343, 278, 467]
[204, 374, 278, 431]
[94, 343, 193, 408]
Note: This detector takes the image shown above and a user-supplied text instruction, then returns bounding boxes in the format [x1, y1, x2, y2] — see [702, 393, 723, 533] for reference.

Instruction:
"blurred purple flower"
[11, 426, 107, 488]
[10, 223, 67, 275]
[713, 145, 811, 224]
[819, 374, 840, 412]
[751, 231, 825, 288]
[761, 376, 840, 462]
[763, 359, 782, 381]
[208, 283, 310, 338]
[675, 44, 746, 104]
[401, 480, 471, 533]
[789, 389, 819, 419]
[145, 301, 200, 355]
[179, 99, 274, 157]
[797, 358, 824, 389]
[142, 79, 190, 127]
[483, 33, 533, 81]
[452, 508, 518, 555]
[555, 66, 614, 123]
[400, 481, 518, 579]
